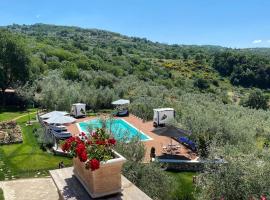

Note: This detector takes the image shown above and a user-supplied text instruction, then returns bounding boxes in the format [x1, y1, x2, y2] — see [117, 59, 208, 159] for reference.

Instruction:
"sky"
[0, 0, 270, 48]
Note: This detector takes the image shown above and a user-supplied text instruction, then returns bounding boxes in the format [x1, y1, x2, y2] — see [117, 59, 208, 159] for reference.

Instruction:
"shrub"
[115, 138, 175, 200]
[196, 147, 270, 200]
[212, 79, 219, 87]
[115, 137, 145, 162]
[35, 127, 54, 149]
[123, 162, 174, 200]
[241, 89, 269, 110]
[194, 78, 210, 90]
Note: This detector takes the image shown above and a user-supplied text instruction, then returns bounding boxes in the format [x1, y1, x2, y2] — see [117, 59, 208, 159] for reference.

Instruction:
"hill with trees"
[1, 24, 270, 199]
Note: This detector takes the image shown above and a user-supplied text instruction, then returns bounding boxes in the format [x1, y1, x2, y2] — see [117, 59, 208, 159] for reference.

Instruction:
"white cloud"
[267, 40, 270, 43]
[252, 39, 262, 44]
[36, 14, 41, 19]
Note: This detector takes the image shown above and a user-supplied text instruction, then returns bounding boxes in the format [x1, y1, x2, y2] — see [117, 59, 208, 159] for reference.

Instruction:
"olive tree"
[115, 138, 175, 200]
[242, 89, 269, 110]
[35, 71, 81, 110]
[196, 146, 270, 200]
[173, 93, 270, 157]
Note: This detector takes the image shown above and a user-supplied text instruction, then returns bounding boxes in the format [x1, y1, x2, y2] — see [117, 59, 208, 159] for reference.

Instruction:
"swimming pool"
[77, 118, 152, 141]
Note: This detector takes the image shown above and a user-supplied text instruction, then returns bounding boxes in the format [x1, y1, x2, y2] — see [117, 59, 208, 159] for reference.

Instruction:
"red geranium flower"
[89, 158, 100, 171]
[79, 150, 88, 162]
[61, 141, 71, 152]
[67, 137, 75, 144]
[108, 138, 116, 145]
[95, 140, 106, 145]
[87, 140, 93, 145]
[75, 143, 86, 155]
[61, 128, 116, 171]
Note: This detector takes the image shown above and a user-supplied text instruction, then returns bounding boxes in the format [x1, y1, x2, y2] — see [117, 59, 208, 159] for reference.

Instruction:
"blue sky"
[0, 0, 270, 48]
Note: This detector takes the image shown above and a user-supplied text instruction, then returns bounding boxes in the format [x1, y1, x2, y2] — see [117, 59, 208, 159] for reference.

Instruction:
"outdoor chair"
[162, 146, 167, 152]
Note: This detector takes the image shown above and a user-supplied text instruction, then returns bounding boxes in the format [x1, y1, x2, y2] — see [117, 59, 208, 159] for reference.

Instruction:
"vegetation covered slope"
[0, 24, 229, 86]
[1, 24, 270, 199]
[2, 24, 270, 100]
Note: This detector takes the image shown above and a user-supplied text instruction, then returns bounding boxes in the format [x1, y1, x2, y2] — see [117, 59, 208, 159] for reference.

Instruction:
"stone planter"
[73, 150, 126, 198]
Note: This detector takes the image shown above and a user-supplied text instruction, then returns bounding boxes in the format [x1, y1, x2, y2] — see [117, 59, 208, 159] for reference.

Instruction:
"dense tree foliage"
[241, 89, 269, 110]
[213, 51, 270, 88]
[196, 147, 270, 199]
[0, 30, 30, 104]
[115, 138, 174, 200]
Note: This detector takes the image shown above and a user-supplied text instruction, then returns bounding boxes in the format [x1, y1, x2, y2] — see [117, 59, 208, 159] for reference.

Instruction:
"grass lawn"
[167, 171, 196, 200]
[0, 188, 3, 200]
[0, 107, 36, 122]
[0, 112, 72, 180]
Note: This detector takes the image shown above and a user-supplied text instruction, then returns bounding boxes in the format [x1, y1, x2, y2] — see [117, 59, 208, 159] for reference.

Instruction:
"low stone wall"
[158, 158, 226, 171]
[158, 159, 204, 171]
[165, 161, 204, 171]
[50, 167, 152, 200]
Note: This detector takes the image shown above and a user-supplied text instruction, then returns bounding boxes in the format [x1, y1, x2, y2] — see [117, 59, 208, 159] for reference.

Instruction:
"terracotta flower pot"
[73, 150, 126, 198]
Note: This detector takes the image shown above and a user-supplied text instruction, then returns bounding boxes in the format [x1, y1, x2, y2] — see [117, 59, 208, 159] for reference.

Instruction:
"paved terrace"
[67, 114, 198, 162]
[0, 168, 152, 200]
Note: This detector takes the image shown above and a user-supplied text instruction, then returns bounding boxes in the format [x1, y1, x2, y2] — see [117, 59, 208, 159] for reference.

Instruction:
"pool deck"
[66, 114, 198, 163]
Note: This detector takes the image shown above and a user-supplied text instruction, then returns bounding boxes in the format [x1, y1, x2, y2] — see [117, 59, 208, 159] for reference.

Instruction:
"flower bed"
[0, 121, 23, 144]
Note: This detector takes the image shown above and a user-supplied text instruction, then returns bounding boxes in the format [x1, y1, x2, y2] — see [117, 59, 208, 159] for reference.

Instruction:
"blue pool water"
[77, 119, 151, 141]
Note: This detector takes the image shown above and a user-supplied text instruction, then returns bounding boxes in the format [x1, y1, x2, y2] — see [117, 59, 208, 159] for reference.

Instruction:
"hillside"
[3, 24, 270, 94]
[2, 24, 270, 199]
[5, 24, 224, 82]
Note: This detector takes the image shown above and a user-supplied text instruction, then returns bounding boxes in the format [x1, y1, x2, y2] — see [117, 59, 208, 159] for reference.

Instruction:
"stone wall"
[157, 158, 204, 171]
[165, 161, 204, 171]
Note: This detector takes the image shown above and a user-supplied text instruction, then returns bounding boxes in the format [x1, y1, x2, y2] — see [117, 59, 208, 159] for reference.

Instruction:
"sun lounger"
[49, 125, 67, 132]
[116, 109, 129, 117]
[51, 130, 72, 139]
[176, 137, 196, 151]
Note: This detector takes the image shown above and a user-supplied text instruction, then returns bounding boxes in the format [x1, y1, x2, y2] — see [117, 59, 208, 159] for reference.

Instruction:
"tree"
[194, 78, 210, 90]
[0, 30, 30, 105]
[62, 61, 79, 80]
[115, 138, 175, 200]
[117, 47, 123, 56]
[196, 148, 270, 200]
[242, 89, 269, 110]
[183, 51, 189, 60]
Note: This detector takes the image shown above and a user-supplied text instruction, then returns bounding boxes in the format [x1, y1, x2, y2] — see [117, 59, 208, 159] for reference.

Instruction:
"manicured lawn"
[0, 107, 36, 122]
[0, 188, 3, 200]
[167, 171, 196, 200]
[0, 113, 72, 180]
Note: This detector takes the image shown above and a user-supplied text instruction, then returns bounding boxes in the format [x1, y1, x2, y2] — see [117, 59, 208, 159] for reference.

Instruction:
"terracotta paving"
[66, 114, 198, 163]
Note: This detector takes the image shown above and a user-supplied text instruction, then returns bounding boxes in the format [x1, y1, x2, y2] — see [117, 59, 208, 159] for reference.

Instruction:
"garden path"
[11, 111, 37, 121]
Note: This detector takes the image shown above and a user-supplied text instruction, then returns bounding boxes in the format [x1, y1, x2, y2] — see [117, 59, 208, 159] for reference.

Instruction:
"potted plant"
[61, 128, 126, 198]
